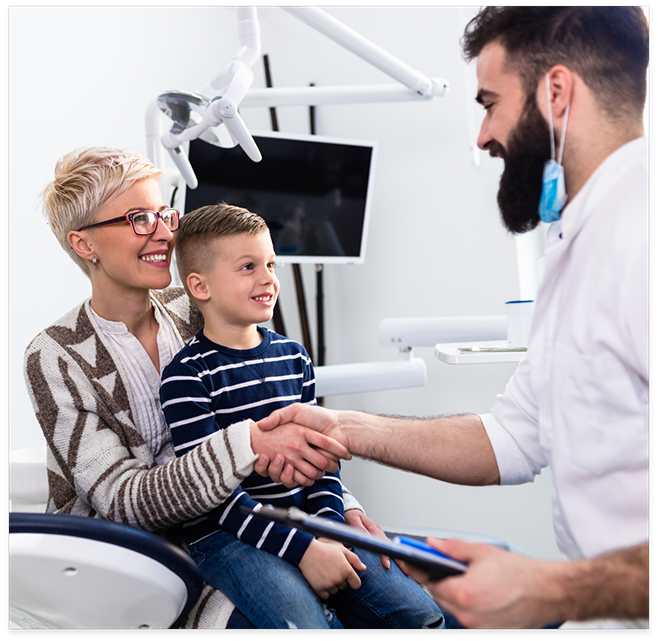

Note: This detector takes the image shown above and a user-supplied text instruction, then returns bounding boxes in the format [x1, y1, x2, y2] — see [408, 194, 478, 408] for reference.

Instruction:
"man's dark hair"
[461, 6, 649, 120]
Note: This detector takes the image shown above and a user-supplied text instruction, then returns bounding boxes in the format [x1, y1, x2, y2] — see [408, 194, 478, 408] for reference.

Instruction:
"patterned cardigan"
[23, 287, 362, 628]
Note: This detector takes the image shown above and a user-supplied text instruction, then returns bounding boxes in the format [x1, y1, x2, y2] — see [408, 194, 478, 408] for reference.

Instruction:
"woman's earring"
[92, 256, 98, 267]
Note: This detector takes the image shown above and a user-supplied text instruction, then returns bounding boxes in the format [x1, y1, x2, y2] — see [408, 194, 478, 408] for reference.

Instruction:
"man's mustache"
[488, 140, 506, 159]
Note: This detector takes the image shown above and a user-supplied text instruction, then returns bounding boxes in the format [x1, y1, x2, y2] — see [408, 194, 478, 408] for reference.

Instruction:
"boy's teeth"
[141, 254, 167, 262]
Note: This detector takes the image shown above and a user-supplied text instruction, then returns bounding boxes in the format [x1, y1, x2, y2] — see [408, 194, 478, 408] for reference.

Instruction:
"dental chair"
[9, 512, 203, 629]
[9, 446, 203, 629]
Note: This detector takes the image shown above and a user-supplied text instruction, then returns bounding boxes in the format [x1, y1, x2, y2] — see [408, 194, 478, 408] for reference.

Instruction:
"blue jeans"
[189, 529, 445, 629]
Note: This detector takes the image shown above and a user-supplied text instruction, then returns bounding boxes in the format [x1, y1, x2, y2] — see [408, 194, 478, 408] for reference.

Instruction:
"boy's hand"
[298, 538, 366, 600]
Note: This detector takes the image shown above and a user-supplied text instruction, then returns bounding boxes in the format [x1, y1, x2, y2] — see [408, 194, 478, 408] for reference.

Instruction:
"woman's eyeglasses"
[77, 208, 180, 236]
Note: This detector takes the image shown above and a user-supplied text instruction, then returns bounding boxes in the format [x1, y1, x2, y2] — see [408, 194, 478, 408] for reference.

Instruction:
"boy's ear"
[186, 273, 211, 301]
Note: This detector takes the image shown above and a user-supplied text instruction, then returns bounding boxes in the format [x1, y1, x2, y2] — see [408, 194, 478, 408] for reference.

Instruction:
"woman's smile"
[140, 250, 170, 267]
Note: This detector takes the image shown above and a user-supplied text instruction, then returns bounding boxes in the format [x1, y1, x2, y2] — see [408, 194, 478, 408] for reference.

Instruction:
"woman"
[24, 147, 385, 629]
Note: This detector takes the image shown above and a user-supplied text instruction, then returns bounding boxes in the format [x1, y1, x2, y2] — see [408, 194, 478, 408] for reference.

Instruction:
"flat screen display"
[183, 130, 377, 264]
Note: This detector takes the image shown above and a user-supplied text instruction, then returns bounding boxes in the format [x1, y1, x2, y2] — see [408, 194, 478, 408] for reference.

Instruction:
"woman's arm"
[25, 332, 255, 531]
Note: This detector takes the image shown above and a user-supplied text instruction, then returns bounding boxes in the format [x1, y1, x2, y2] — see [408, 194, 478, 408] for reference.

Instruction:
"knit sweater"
[24, 287, 363, 628]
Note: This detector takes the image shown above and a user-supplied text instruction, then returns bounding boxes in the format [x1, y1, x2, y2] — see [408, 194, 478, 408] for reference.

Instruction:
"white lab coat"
[481, 138, 648, 567]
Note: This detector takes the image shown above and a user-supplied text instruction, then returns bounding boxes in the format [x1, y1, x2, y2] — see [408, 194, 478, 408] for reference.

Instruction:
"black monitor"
[182, 130, 377, 264]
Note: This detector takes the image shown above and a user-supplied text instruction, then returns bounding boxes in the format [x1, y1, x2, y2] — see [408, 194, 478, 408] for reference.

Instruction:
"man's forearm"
[336, 411, 501, 486]
[554, 543, 649, 622]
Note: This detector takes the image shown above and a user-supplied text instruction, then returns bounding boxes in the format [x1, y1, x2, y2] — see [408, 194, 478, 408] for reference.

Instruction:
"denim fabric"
[189, 529, 445, 629]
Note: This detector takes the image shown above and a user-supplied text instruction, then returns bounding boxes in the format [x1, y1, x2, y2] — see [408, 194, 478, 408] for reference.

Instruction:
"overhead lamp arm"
[152, 6, 450, 187]
[284, 7, 435, 96]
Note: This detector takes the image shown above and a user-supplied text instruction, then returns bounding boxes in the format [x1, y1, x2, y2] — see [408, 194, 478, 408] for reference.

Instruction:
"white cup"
[505, 300, 535, 348]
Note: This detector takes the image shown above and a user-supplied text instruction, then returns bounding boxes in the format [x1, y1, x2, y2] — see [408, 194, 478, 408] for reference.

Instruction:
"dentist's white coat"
[481, 138, 648, 572]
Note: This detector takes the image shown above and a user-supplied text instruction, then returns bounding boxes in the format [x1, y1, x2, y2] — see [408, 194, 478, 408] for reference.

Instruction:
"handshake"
[249, 403, 350, 488]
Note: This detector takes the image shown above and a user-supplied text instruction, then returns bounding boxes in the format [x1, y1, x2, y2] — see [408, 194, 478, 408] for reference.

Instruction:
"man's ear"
[186, 273, 210, 301]
[67, 230, 95, 262]
[542, 65, 574, 120]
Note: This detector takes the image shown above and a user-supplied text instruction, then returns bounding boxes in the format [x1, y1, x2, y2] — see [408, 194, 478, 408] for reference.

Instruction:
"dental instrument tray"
[242, 506, 467, 580]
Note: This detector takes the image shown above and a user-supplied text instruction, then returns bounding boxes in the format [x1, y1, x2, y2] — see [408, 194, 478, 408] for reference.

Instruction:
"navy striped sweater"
[160, 326, 344, 567]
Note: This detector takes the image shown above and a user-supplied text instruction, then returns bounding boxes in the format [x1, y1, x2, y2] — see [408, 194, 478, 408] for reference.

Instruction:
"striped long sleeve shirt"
[160, 326, 344, 567]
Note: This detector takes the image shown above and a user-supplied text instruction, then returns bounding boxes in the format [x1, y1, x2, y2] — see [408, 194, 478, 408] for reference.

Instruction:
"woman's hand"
[345, 509, 391, 569]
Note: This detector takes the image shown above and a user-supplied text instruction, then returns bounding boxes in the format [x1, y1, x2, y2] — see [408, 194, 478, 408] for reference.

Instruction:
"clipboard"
[242, 505, 467, 581]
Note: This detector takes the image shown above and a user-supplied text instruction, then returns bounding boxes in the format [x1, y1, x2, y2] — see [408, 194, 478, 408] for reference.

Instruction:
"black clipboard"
[242, 505, 467, 581]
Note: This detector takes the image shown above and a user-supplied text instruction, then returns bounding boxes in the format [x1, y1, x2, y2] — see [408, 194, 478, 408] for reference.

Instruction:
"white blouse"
[90, 302, 182, 464]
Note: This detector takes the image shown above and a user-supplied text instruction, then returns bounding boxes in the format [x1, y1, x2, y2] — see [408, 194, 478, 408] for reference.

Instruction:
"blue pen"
[393, 536, 468, 568]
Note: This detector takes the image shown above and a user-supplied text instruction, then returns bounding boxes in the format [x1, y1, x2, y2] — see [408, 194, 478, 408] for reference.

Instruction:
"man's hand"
[400, 538, 565, 629]
[257, 403, 349, 449]
[249, 420, 350, 487]
[402, 538, 649, 629]
[345, 509, 391, 570]
[298, 538, 366, 600]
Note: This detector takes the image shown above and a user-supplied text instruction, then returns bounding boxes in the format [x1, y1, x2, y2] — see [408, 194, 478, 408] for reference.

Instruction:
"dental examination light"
[156, 7, 262, 189]
[148, 6, 449, 189]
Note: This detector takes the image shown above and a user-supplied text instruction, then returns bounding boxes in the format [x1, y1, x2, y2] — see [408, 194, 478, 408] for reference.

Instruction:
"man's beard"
[493, 96, 552, 234]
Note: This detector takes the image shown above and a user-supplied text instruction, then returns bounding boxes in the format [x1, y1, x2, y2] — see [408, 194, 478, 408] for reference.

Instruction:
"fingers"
[253, 453, 271, 477]
[426, 537, 478, 564]
[257, 451, 317, 488]
[313, 575, 355, 600]
[304, 429, 351, 461]
[256, 405, 299, 431]
[344, 547, 367, 573]
[398, 559, 430, 583]
[345, 567, 362, 591]
[345, 510, 391, 570]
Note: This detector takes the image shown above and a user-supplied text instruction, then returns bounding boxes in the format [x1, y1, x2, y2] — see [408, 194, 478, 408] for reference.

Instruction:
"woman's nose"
[151, 217, 175, 242]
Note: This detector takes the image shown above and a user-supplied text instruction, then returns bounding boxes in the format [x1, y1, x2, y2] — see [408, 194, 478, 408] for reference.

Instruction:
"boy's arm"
[303, 468, 345, 523]
[160, 363, 222, 456]
[205, 489, 315, 566]
[300, 357, 345, 522]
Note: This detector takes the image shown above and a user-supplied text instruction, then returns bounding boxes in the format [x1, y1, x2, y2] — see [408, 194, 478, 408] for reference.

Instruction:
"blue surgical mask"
[539, 76, 570, 223]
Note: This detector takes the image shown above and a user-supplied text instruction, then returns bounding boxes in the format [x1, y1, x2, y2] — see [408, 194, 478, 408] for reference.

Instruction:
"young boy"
[161, 203, 445, 629]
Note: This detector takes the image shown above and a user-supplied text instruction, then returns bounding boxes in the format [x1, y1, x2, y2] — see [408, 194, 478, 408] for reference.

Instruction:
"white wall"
[8, 6, 561, 560]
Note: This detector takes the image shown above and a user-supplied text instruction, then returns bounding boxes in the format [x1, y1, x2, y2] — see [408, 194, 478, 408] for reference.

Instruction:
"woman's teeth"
[141, 254, 167, 263]
[254, 295, 272, 302]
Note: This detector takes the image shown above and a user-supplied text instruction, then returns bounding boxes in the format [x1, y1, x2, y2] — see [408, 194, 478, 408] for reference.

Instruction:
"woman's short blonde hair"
[41, 147, 162, 276]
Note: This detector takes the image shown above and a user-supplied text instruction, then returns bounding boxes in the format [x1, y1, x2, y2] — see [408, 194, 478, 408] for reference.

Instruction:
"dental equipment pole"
[309, 88, 327, 370]
[261, 53, 288, 340]
[262, 52, 315, 369]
